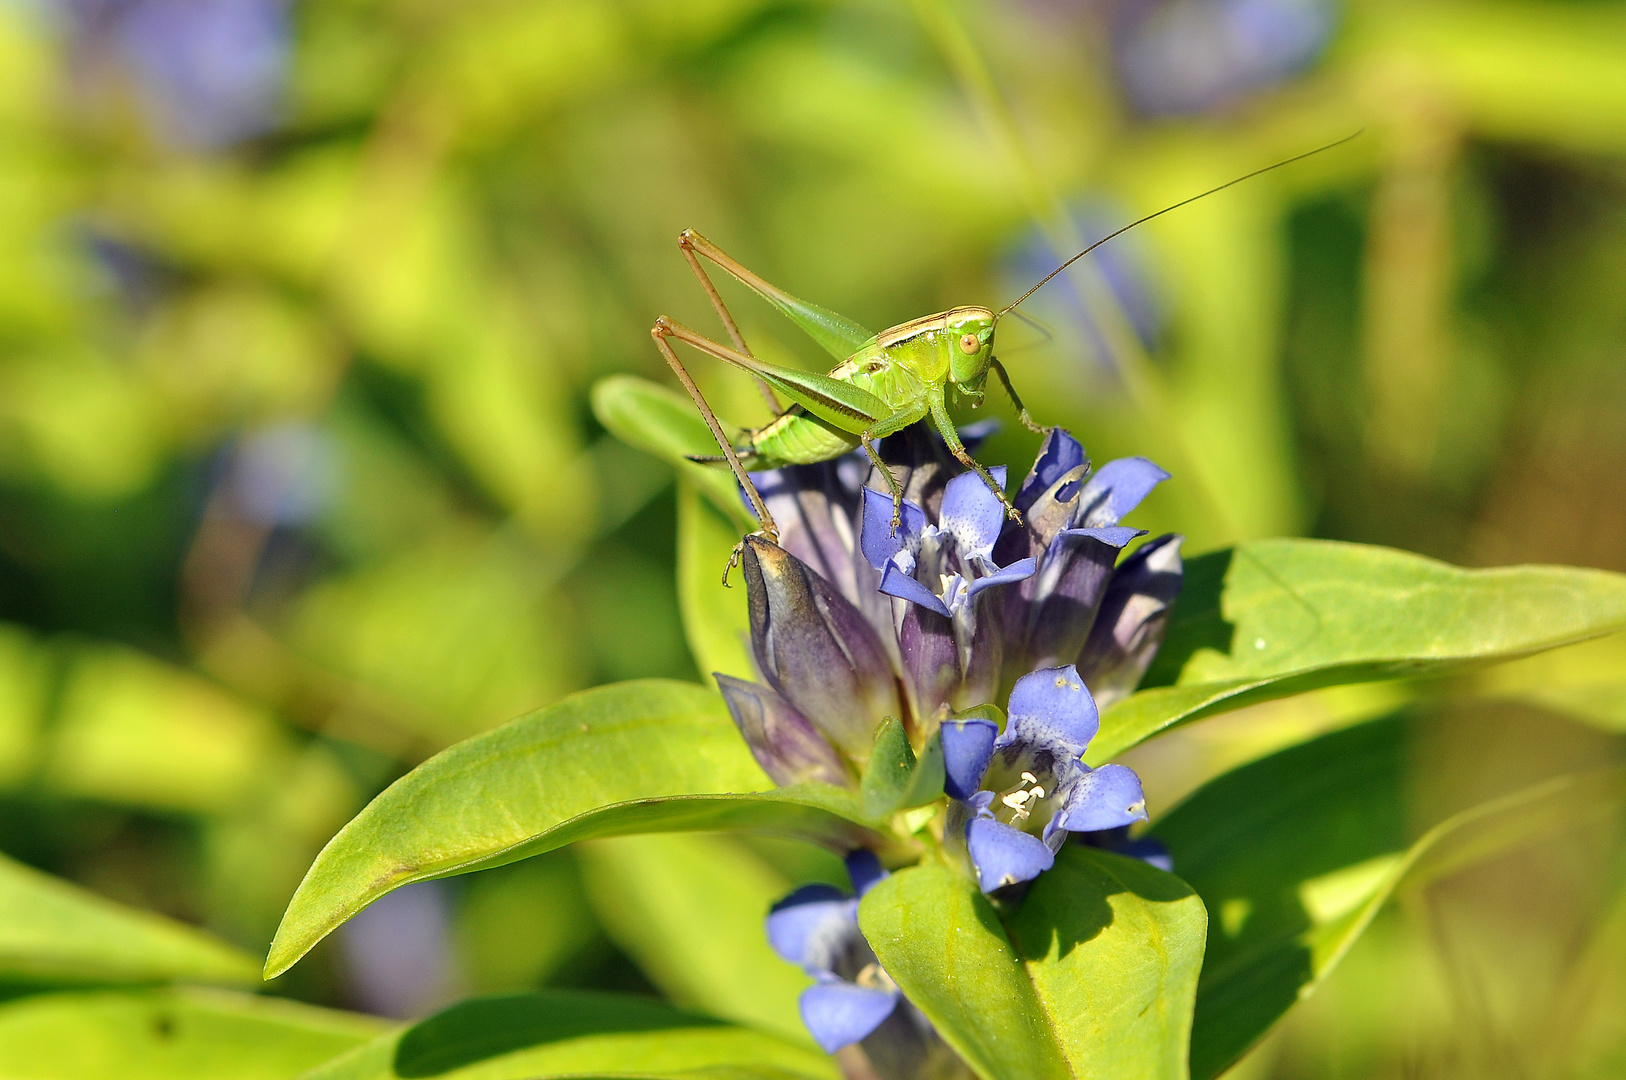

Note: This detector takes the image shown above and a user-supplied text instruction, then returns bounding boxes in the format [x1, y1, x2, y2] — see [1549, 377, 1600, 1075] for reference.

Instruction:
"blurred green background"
[1, 0, 1625, 1075]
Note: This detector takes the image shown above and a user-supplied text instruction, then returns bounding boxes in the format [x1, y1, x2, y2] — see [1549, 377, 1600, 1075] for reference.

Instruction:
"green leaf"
[576, 833, 811, 1044]
[858, 864, 1071, 1080]
[677, 480, 756, 685]
[1149, 716, 1626, 1079]
[1473, 631, 1626, 732]
[301, 989, 839, 1080]
[0, 988, 383, 1079]
[0, 852, 260, 987]
[267, 680, 887, 979]
[1005, 847, 1207, 1080]
[1093, 540, 1626, 761]
[858, 720, 944, 819]
[591, 375, 756, 527]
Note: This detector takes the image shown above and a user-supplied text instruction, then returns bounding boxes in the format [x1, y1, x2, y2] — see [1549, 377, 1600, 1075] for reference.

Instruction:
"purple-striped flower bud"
[1076, 534, 1184, 708]
[741, 536, 901, 763]
[715, 674, 850, 788]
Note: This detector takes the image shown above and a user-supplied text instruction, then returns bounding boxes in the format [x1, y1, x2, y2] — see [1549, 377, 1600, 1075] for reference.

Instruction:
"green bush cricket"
[653, 135, 1357, 580]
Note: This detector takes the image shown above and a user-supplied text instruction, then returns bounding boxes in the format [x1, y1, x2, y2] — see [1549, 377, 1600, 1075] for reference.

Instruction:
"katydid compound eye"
[959, 333, 980, 354]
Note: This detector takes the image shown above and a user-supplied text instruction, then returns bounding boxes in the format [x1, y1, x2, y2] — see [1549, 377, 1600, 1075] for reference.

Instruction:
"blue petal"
[1016, 429, 1087, 513]
[1058, 764, 1149, 833]
[799, 981, 899, 1053]
[765, 886, 853, 968]
[940, 717, 998, 800]
[964, 556, 1036, 601]
[1115, 837, 1173, 873]
[938, 467, 1008, 560]
[1054, 525, 1145, 549]
[1079, 457, 1170, 526]
[1002, 666, 1099, 757]
[879, 563, 953, 618]
[860, 487, 926, 570]
[967, 817, 1056, 892]
[845, 850, 887, 898]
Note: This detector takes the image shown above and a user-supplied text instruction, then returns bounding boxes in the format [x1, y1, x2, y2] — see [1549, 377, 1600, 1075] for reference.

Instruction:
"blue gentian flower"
[994, 429, 1177, 702]
[766, 851, 899, 1053]
[718, 427, 1179, 839]
[767, 851, 968, 1078]
[942, 666, 1148, 893]
[859, 469, 1037, 716]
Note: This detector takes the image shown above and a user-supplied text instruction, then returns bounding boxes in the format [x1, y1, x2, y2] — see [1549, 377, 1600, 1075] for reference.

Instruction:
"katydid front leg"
[858, 402, 930, 533]
[988, 358, 1053, 436]
[929, 391, 1024, 524]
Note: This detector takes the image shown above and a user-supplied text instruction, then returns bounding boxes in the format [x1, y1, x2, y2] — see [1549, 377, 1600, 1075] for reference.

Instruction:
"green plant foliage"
[0, 853, 259, 987]
[1093, 539, 1626, 761]
[1005, 848, 1208, 1080]
[301, 989, 838, 1080]
[859, 718, 944, 819]
[266, 680, 884, 978]
[1150, 716, 1626, 1079]
[675, 481, 756, 685]
[859, 864, 1071, 1080]
[592, 376, 756, 529]
[576, 833, 812, 1044]
[0, 988, 385, 1079]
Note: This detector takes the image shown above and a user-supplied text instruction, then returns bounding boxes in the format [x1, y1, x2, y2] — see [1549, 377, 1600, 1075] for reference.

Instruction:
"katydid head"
[946, 306, 997, 391]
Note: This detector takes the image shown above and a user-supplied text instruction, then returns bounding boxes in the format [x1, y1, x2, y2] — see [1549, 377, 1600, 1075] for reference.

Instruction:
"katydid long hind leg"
[988, 358, 1052, 435]
[676, 232, 780, 414]
[650, 320, 779, 583]
[928, 393, 1023, 524]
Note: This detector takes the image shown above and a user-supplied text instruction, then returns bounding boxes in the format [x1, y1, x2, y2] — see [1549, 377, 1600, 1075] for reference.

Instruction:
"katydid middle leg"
[929, 392, 1024, 524]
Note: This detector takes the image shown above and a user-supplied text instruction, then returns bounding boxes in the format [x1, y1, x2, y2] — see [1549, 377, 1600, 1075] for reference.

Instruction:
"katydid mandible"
[651, 135, 1358, 582]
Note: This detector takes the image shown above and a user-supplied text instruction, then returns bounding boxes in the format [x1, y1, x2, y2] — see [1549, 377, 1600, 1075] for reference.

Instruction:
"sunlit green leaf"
[576, 833, 811, 1044]
[1150, 716, 1626, 1079]
[0, 988, 383, 1079]
[677, 480, 756, 685]
[0, 852, 260, 987]
[1473, 632, 1626, 732]
[1005, 847, 1207, 1080]
[267, 680, 886, 978]
[1094, 540, 1626, 761]
[592, 376, 756, 528]
[858, 864, 1070, 1080]
[301, 989, 838, 1080]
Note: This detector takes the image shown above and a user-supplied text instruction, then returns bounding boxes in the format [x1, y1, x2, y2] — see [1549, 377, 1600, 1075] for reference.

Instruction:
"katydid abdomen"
[740, 337, 934, 467]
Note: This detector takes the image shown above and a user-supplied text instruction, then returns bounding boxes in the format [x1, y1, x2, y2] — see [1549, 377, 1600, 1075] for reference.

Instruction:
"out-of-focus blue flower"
[61, 0, 291, 147]
[941, 666, 1148, 893]
[766, 851, 898, 1053]
[1114, 0, 1338, 116]
[228, 422, 340, 526]
[1003, 202, 1164, 369]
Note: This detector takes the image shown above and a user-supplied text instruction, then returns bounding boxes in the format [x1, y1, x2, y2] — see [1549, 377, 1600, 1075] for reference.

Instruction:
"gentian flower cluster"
[720, 426, 1183, 1070]
[717, 426, 1182, 784]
